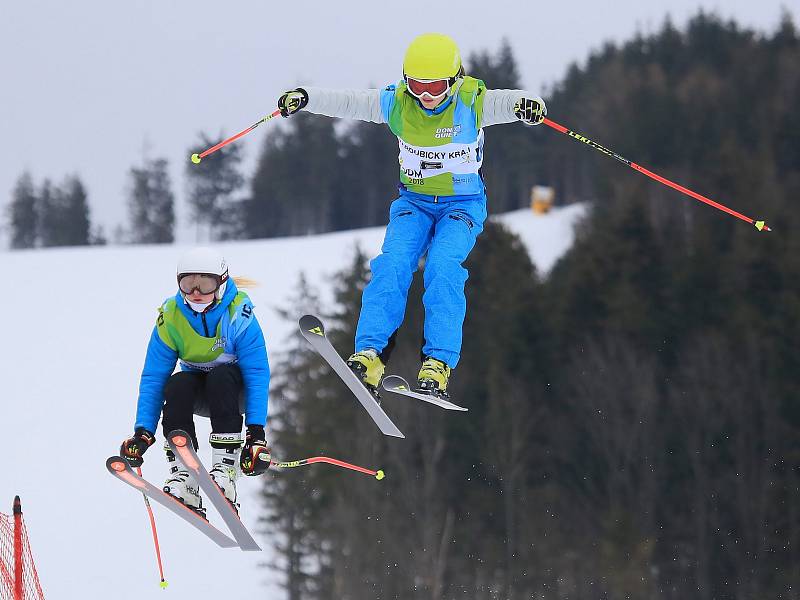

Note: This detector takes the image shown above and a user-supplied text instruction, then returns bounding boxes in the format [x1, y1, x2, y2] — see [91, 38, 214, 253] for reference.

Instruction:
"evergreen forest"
[259, 13, 800, 600]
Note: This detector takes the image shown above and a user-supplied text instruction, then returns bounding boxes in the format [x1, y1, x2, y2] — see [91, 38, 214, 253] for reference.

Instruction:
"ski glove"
[514, 97, 547, 126]
[240, 425, 271, 476]
[120, 429, 155, 467]
[278, 88, 309, 117]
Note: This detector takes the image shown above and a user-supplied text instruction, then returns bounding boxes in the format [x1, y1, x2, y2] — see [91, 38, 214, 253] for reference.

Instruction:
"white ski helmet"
[176, 247, 229, 301]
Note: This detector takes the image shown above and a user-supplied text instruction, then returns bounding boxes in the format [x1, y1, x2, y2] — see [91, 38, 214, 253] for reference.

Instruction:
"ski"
[106, 456, 238, 549]
[298, 314, 405, 438]
[381, 375, 468, 411]
[166, 430, 262, 552]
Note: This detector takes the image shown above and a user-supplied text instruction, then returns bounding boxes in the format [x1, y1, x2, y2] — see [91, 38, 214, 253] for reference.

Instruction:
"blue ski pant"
[355, 191, 487, 369]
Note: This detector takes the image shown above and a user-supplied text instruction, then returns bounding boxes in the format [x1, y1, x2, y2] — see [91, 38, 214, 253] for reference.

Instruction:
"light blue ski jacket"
[134, 280, 269, 433]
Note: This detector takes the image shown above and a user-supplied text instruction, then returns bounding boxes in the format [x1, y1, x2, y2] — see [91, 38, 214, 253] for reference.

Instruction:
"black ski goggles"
[178, 273, 224, 295]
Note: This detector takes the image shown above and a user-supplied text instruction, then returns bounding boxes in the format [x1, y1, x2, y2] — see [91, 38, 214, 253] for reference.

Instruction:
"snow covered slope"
[0, 202, 584, 599]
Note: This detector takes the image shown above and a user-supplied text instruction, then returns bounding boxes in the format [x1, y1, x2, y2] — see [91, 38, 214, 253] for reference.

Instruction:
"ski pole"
[136, 466, 168, 589]
[541, 117, 771, 232]
[271, 456, 385, 480]
[190, 109, 282, 164]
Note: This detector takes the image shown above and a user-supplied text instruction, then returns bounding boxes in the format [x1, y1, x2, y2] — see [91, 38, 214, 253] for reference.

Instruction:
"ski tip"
[170, 433, 190, 448]
[375, 470, 385, 481]
[159, 579, 169, 589]
[106, 456, 128, 472]
[168, 429, 193, 446]
[298, 314, 325, 336]
[381, 375, 408, 391]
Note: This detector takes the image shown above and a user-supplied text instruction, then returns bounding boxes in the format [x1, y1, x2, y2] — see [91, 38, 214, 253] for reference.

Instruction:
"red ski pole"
[542, 117, 771, 232]
[136, 467, 168, 589]
[190, 109, 282, 164]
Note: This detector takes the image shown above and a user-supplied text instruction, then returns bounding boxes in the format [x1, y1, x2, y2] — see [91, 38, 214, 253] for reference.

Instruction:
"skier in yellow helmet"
[278, 33, 546, 398]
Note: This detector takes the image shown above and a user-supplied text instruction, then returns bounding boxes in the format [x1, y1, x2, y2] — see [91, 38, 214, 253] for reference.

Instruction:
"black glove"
[120, 429, 155, 467]
[240, 425, 271, 476]
[278, 88, 309, 117]
[514, 96, 547, 126]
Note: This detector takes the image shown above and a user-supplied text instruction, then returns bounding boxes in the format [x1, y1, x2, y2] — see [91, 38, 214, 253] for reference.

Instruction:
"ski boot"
[163, 445, 206, 518]
[417, 356, 451, 398]
[209, 432, 244, 513]
[346, 349, 385, 397]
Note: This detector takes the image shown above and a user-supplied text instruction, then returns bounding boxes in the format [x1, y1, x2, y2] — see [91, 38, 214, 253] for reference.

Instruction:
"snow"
[0, 202, 584, 598]
[496, 203, 586, 275]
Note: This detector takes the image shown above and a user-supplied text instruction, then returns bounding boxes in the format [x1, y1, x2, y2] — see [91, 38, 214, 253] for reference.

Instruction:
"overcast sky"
[0, 0, 793, 245]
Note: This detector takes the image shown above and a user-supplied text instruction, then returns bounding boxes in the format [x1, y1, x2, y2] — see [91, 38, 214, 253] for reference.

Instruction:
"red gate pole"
[13, 496, 22, 600]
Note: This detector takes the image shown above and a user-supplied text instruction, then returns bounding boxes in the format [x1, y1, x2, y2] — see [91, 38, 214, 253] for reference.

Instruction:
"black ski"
[106, 456, 238, 549]
[298, 314, 405, 438]
[381, 375, 468, 411]
[166, 430, 261, 552]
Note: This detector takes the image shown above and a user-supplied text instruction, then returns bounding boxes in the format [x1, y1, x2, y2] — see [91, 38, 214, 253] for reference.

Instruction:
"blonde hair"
[232, 276, 259, 289]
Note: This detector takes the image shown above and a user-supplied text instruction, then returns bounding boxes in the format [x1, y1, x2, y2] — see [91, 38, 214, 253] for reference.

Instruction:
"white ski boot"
[163, 445, 205, 517]
[209, 432, 244, 512]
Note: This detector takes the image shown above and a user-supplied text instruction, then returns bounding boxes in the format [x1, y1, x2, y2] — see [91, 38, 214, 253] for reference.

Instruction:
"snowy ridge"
[0, 203, 584, 599]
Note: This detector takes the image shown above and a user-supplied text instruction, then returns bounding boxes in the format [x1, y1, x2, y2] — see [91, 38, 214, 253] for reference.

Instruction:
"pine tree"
[126, 158, 175, 243]
[186, 132, 245, 240]
[60, 175, 91, 246]
[467, 39, 540, 213]
[258, 274, 328, 600]
[36, 175, 92, 247]
[38, 178, 63, 247]
[333, 120, 397, 230]
[89, 225, 107, 245]
[7, 172, 38, 249]
[245, 115, 340, 238]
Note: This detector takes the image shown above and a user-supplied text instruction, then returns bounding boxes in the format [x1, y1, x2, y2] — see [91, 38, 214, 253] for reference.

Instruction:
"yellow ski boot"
[346, 349, 385, 392]
[417, 357, 451, 397]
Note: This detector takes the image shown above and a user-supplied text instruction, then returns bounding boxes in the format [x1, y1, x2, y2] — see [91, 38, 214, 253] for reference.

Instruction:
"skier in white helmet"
[119, 247, 271, 516]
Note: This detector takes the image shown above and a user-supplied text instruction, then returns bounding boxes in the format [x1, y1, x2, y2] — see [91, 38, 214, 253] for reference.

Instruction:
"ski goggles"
[405, 76, 454, 100]
[178, 273, 224, 295]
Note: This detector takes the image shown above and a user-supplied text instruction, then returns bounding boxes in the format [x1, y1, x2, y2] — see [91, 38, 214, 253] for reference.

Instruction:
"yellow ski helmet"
[403, 33, 463, 80]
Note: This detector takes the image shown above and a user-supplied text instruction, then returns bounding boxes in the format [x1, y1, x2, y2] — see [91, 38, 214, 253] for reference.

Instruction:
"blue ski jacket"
[134, 279, 269, 433]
